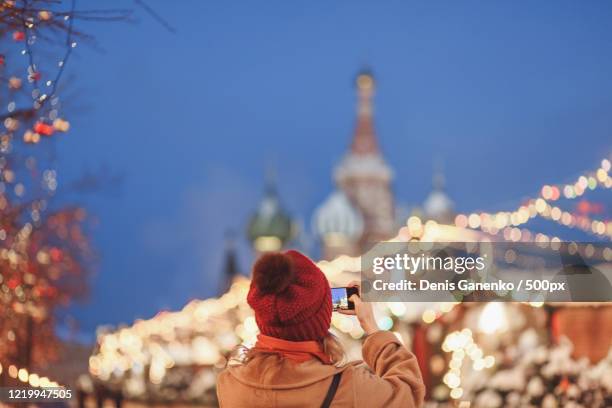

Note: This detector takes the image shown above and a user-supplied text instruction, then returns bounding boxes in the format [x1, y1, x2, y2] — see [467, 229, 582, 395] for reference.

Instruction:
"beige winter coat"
[216, 331, 425, 407]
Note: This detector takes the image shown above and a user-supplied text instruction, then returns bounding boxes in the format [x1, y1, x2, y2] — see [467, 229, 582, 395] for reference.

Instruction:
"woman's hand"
[339, 281, 379, 335]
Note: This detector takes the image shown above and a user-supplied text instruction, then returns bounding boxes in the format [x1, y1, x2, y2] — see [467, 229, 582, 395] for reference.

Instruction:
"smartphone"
[331, 287, 359, 311]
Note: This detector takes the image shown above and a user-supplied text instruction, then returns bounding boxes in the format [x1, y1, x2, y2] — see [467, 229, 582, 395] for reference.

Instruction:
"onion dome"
[247, 178, 294, 252]
[313, 190, 364, 244]
[423, 167, 454, 223]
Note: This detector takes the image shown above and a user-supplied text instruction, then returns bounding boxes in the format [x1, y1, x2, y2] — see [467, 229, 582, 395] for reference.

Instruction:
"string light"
[441, 328, 495, 400]
[1, 0, 78, 148]
[1, 362, 63, 388]
[455, 158, 611, 239]
[90, 279, 252, 382]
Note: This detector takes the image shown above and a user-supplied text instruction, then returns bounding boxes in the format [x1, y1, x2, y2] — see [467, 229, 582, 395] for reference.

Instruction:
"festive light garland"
[454, 158, 611, 239]
[441, 328, 496, 400]
[0, 1, 124, 372]
[539, 159, 611, 201]
[0, 361, 62, 388]
[89, 279, 252, 386]
[398, 215, 612, 264]
[2, 0, 76, 145]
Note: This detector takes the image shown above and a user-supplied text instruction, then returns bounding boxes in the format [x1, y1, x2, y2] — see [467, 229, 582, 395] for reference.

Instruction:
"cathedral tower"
[334, 70, 395, 247]
[315, 70, 396, 258]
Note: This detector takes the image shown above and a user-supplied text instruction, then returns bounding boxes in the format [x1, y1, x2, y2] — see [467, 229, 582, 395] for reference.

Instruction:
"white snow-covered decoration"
[469, 333, 612, 407]
[313, 190, 364, 241]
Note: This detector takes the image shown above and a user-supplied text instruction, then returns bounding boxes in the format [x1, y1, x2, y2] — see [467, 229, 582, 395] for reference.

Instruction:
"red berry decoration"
[34, 121, 54, 136]
[13, 30, 25, 41]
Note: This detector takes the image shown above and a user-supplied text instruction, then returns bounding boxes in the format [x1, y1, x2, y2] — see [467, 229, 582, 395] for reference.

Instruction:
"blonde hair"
[228, 332, 346, 367]
[322, 332, 346, 365]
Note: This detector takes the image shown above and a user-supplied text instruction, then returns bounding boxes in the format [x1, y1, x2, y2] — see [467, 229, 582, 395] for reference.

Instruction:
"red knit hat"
[247, 250, 332, 341]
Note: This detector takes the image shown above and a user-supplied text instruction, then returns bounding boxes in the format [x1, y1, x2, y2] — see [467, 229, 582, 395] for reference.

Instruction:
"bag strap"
[320, 372, 343, 408]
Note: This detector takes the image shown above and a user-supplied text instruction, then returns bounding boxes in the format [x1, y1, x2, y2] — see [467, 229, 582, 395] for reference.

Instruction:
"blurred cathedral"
[313, 70, 394, 259]
[243, 69, 456, 265]
[313, 70, 455, 259]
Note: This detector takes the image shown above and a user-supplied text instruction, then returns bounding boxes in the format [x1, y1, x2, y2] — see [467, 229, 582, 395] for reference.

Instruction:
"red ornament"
[49, 247, 62, 262]
[13, 31, 25, 41]
[576, 200, 590, 215]
[576, 200, 604, 215]
[34, 121, 54, 136]
[0, 54, 5, 65]
[29, 71, 42, 81]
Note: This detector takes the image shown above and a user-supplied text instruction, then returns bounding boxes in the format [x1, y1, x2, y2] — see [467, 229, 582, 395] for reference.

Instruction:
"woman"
[217, 250, 425, 407]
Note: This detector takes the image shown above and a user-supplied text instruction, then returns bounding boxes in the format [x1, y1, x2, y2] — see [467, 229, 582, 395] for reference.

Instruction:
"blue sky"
[51, 0, 611, 336]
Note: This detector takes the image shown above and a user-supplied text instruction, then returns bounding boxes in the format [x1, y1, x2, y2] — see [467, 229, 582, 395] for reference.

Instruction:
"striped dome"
[313, 190, 364, 241]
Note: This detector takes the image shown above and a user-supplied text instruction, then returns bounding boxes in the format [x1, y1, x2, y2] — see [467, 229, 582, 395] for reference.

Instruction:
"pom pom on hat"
[252, 252, 295, 294]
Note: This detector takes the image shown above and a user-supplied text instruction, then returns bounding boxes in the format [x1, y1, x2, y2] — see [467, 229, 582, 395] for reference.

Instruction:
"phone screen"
[331, 287, 358, 310]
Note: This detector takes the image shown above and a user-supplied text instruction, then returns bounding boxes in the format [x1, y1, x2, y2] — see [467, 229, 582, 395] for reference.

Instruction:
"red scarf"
[253, 334, 332, 364]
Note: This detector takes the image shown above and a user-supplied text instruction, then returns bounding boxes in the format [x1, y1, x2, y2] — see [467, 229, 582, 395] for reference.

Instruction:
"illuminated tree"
[0, 0, 131, 370]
